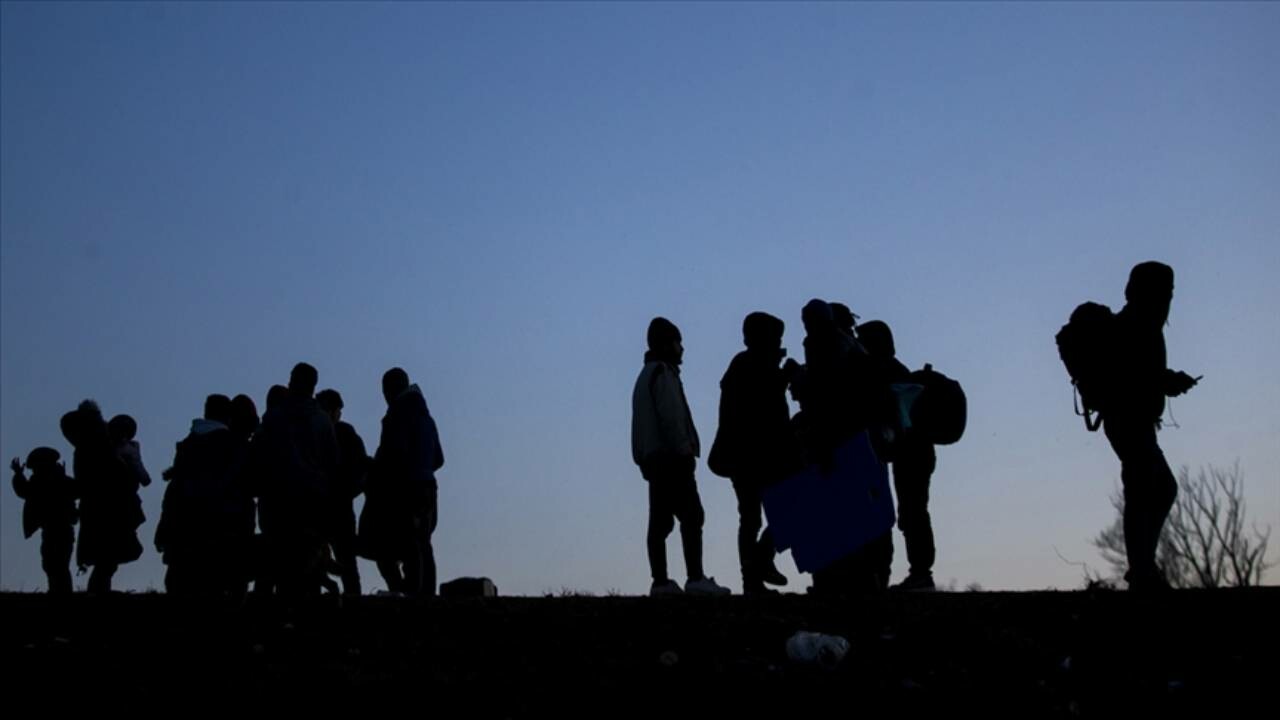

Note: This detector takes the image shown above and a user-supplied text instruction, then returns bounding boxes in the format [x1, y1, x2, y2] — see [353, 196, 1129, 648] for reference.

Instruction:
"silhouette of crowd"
[11, 262, 1197, 597]
[12, 363, 444, 598]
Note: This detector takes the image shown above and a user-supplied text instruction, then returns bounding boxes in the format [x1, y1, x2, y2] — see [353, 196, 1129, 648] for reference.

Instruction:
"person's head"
[316, 388, 344, 423]
[25, 447, 61, 473]
[801, 299, 834, 335]
[204, 394, 233, 426]
[67, 400, 106, 446]
[829, 303, 858, 336]
[742, 312, 784, 353]
[231, 394, 260, 437]
[289, 362, 319, 398]
[107, 414, 138, 443]
[1125, 261, 1174, 325]
[59, 411, 83, 447]
[266, 384, 289, 411]
[857, 320, 896, 360]
[647, 317, 683, 365]
[382, 367, 411, 405]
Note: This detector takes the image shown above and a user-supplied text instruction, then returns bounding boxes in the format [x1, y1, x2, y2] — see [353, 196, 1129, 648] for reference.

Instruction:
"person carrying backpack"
[1058, 262, 1200, 591]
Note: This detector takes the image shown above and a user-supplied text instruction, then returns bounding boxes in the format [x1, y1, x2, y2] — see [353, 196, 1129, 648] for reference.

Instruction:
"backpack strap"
[1073, 385, 1102, 432]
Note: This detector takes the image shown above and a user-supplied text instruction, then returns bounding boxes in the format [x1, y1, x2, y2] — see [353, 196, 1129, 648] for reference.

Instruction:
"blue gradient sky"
[3, 2, 1277, 594]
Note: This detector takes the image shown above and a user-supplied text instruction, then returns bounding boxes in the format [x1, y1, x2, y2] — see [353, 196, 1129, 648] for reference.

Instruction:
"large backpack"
[1055, 302, 1117, 431]
[907, 364, 966, 445]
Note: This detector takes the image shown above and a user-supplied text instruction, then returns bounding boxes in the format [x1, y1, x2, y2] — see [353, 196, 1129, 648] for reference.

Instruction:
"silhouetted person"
[230, 394, 261, 441]
[156, 394, 253, 595]
[1104, 262, 1199, 591]
[250, 363, 340, 596]
[11, 448, 78, 594]
[711, 312, 795, 594]
[62, 400, 144, 593]
[794, 301, 894, 595]
[791, 300, 863, 465]
[860, 320, 938, 591]
[631, 317, 729, 597]
[108, 414, 152, 492]
[361, 368, 444, 596]
[317, 388, 369, 596]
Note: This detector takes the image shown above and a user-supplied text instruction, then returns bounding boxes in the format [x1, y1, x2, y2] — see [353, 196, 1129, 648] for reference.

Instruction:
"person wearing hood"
[63, 400, 144, 593]
[709, 312, 796, 595]
[360, 367, 444, 596]
[155, 394, 249, 594]
[1103, 262, 1199, 591]
[249, 363, 340, 596]
[11, 447, 78, 594]
[631, 317, 730, 597]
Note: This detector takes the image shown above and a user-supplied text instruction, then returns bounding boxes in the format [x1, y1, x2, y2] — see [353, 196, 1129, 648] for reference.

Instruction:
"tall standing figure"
[1105, 262, 1199, 590]
[363, 367, 444, 596]
[631, 317, 729, 597]
[859, 320, 939, 591]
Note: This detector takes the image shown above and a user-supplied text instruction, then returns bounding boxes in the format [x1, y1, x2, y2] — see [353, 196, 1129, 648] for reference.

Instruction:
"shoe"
[1125, 568, 1171, 593]
[743, 583, 779, 597]
[890, 573, 936, 592]
[684, 576, 731, 596]
[760, 559, 788, 587]
[650, 579, 684, 597]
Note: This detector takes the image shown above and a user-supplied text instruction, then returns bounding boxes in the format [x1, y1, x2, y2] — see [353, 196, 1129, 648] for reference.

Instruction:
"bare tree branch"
[1092, 462, 1273, 588]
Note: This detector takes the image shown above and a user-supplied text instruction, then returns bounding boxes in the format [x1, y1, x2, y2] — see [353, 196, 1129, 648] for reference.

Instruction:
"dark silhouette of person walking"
[1104, 262, 1199, 591]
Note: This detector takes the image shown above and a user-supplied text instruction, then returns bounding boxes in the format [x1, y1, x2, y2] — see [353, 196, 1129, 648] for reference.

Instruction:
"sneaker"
[684, 576, 731, 596]
[650, 579, 684, 597]
[743, 583, 780, 597]
[890, 573, 936, 592]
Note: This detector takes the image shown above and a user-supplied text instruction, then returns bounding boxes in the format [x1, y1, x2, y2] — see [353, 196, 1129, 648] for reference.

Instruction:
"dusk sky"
[3, 2, 1276, 594]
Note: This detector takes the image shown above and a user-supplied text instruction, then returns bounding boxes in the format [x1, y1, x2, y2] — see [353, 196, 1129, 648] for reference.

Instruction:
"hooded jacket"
[631, 352, 700, 468]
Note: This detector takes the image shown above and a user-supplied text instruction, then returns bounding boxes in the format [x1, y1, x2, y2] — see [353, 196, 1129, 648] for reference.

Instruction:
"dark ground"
[3, 588, 1275, 716]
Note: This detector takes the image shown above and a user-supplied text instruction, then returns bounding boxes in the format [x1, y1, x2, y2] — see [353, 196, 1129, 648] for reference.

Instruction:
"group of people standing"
[632, 261, 1197, 596]
[632, 300, 942, 597]
[11, 363, 445, 597]
[11, 262, 1199, 597]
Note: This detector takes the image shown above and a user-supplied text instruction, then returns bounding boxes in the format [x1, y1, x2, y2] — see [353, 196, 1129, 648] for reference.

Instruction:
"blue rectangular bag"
[762, 432, 896, 573]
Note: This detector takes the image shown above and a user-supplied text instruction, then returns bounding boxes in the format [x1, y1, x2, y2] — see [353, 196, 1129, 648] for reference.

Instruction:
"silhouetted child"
[11, 448, 79, 594]
[108, 414, 152, 492]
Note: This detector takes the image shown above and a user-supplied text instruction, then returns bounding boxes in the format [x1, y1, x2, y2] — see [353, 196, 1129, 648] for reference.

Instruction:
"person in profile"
[859, 320, 939, 592]
[361, 368, 444, 596]
[631, 317, 729, 597]
[1104, 262, 1199, 591]
[317, 388, 369, 596]
[709, 312, 795, 595]
[63, 400, 144, 593]
[11, 447, 78, 594]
